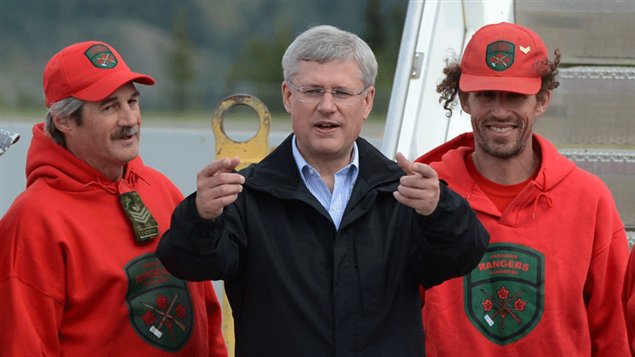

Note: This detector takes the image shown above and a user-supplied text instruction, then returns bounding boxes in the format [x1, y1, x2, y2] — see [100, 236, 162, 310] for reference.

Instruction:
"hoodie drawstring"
[84, 176, 118, 194]
[81, 168, 145, 195]
[531, 170, 553, 219]
[532, 191, 553, 219]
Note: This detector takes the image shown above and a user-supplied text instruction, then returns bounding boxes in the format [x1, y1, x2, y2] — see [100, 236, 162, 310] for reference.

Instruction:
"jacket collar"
[243, 134, 403, 199]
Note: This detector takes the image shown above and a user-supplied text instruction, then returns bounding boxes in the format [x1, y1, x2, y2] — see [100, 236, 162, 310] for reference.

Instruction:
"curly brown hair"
[436, 49, 561, 118]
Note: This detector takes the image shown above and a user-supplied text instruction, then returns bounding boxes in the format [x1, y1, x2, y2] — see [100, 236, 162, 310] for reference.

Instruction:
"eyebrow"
[99, 90, 140, 106]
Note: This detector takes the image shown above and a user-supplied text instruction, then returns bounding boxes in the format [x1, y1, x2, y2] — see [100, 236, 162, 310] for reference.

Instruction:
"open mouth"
[484, 121, 518, 134]
[315, 121, 340, 130]
[487, 125, 515, 133]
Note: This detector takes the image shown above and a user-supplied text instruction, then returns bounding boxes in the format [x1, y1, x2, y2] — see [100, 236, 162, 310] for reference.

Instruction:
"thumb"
[395, 152, 414, 174]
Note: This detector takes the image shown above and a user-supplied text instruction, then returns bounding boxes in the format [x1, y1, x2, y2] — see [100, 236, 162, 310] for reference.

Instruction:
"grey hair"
[45, 97, 84, 146]
[282, 25, 378, 87]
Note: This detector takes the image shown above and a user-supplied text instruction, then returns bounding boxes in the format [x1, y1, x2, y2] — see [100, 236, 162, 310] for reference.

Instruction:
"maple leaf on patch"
[141, 310, 156, 325]
[497, 286, 509, 300]
[176, 304, 187, 319]
[156, 294, 169, 309]
[515, 299, 527, 311]
[482, 299, 493, 312]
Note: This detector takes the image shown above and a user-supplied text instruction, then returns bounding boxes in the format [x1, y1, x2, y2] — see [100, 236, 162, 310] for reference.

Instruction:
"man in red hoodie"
[416, 22, 629, 356]
[0, 41, 227, 356]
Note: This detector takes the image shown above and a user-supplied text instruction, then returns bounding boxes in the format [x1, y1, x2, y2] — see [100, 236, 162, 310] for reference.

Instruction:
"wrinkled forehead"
[293, 59, 364, 86]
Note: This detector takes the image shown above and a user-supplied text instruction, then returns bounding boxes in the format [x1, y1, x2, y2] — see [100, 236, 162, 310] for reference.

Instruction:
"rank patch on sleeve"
[119, 191, 159, 243]
[125, 254, 194, 351]
[464, 243, 544, 345]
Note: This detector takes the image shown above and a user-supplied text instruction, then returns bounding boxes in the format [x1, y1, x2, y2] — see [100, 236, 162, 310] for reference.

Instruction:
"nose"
[119, 105, 139, 126]
[492, 94, 512, 118]
[317, 91, 337, 113]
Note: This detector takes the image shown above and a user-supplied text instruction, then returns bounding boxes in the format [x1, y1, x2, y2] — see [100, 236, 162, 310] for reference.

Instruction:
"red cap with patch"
[459, 22, 548, 95]
[43, 41, 155, 107]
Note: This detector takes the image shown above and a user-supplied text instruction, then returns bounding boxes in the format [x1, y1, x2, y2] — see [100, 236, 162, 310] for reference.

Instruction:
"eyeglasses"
[287, 81, 369, 104]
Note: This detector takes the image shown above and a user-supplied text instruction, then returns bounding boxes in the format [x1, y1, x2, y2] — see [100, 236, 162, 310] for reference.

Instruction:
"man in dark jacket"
[157, 25, 489, 356]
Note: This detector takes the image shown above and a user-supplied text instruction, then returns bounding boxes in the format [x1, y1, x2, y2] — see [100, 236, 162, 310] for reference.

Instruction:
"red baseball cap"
[43, 41, 155, 107]
[459, 22, 548, 95]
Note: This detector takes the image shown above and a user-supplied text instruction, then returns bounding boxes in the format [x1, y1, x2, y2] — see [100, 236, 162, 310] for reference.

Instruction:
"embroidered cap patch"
[84, 44, 118, 69]
[486, 41, 515, 71]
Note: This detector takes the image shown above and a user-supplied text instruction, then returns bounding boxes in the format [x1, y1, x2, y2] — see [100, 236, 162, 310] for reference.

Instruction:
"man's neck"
[303, 150, 355, 192]
[472, 146, 540, 185]
[311, 154, 353, 191]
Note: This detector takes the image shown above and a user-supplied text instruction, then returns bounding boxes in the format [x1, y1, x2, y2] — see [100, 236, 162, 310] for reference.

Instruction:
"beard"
[472, 117, 529, 159]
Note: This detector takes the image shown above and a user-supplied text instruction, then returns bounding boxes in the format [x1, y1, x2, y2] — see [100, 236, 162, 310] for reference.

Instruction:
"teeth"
[490, 126, 512, 133]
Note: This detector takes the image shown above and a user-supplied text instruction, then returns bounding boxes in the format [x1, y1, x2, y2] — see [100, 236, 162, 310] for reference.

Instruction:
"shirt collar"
[292, 134, 359, 177]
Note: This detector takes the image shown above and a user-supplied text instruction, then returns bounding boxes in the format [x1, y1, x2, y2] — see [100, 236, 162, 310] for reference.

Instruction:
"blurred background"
[0, 0, 406, 118]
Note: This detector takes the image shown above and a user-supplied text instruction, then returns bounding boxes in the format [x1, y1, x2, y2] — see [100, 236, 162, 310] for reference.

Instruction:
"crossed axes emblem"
[480, 288, 524, 327]
[490, 54, 510, 68]
[141, 294, 186, 338]
[96, 53, 116, 67]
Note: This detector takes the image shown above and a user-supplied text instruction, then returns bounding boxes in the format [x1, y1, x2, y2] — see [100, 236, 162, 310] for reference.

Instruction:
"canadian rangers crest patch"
[84, 44, 118, 69]
[486, 40, 515, 71]
[125, 254, 193, 351]
[464, 243, 544, 345]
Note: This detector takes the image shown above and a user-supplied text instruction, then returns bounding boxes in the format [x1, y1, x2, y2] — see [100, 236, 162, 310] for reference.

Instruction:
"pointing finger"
[200, 157, 241, 178]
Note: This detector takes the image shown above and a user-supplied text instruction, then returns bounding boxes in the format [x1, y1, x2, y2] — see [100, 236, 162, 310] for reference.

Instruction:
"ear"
[362, 85, 375, 120]
[281, 81, 293, 114]
[458, 91, 471, 114]
[535, 90, 551, 117]
[52, 113, 74, 135]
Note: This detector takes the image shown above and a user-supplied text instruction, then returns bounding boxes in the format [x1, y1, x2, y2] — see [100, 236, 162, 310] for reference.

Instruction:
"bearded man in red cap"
[0, 41, 227, 356]
[416, 22, 629, 356]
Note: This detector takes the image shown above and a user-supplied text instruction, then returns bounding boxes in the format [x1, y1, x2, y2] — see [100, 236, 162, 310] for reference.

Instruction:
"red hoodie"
[0, 123, 227, 356]
[417, 132, 629, 356]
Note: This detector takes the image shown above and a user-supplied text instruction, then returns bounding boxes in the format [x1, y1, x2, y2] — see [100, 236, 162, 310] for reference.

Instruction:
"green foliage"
[225, 24, 294, 112]
[224, 1, 407, 116]
[166, 6, 197, 112]
[365, 1, 407, 114]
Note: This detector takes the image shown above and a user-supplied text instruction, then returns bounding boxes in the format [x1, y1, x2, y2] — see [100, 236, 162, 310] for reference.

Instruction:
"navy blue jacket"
[157, 135, 489, 356]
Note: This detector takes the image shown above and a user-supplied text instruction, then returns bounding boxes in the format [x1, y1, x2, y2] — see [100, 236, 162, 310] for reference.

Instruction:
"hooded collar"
[416, 132, 576, 223]
[26, 122, 146, 194]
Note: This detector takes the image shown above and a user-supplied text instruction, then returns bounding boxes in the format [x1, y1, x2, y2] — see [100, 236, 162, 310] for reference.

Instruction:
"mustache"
[112, 126, 139, 139]
[481, 117, 519, 126]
